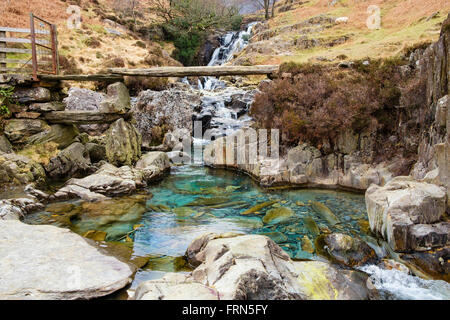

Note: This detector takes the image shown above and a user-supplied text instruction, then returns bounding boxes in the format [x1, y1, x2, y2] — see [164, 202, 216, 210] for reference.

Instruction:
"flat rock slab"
[0, 220, 134, 299]
[43, 111, 130, 125]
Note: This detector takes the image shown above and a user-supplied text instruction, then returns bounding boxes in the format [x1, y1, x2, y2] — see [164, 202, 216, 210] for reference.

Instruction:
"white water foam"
[360, 264, 450, 300]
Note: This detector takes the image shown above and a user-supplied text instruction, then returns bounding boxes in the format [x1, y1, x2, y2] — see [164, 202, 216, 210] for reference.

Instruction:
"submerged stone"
[225, 216, 263, 229]
[173, 206, 196, 217]
[303, 216, 320, 236]
[207, 200, 247, 209]
[145, 255, 192, 273]
[301, 235, 315, 253]
[311, 201, 340, 225]
[186, 196, 229, 206]
[262, 207, 295, 224]
[259, 231, 288, 243]
[241, 200, 278, 215]
[83, 230, 107, 241]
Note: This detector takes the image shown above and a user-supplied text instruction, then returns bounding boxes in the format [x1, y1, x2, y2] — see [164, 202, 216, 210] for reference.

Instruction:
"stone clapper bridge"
[36, 65, 279, 125]
[0, 15, 278, 124]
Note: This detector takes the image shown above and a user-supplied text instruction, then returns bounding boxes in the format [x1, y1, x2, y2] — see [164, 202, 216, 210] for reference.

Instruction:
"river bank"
[0, 14, 449, 300]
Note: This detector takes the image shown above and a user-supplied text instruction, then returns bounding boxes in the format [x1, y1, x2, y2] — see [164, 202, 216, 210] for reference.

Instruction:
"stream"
[23, 24, 450, 300]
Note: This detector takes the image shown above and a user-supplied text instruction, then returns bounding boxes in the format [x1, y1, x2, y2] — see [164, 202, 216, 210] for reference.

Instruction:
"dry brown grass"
[0, 0, 178, 89]
[239, 0, 450, 65]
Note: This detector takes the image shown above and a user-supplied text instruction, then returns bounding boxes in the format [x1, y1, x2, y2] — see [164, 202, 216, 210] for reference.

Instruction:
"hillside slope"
[236, 0, 450, 65]
[0, 0, 179, 78]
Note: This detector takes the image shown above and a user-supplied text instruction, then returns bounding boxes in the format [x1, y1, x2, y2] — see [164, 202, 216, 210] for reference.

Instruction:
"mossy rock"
[26, 124, 79, 149]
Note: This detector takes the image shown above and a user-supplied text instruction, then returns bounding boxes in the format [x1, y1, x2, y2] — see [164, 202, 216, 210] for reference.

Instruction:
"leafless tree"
[250, 0, 276, 20]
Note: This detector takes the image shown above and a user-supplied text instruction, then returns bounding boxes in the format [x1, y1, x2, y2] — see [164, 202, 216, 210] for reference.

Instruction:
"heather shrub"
[251, 58, 426, 154]
[124, 76, 168, 95]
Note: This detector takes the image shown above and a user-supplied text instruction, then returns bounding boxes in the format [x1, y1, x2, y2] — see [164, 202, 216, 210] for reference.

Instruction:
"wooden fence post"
[0, 31, 5, 70]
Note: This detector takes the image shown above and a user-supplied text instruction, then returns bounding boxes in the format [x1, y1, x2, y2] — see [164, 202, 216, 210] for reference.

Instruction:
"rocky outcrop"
[195, 33, 221, 65]
[0, 220, 134, 299]
[4, 119, 49, 144]
[53, 156, 167, 201]
[133, 89, 202, 146]
[45, 142, 94, 180]
[0, 152, 46, 186]
[105, 118, 141, 166]
[203, 129, 397, 190]
[135, 233, 371, 300]
[134, 273, 219, 300]
[411, 15, 449, 207]
[365, 176, 447, 252]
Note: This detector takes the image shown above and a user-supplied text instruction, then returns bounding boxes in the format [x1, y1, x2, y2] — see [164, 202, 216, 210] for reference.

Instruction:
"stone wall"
[0, 76, 140, 185]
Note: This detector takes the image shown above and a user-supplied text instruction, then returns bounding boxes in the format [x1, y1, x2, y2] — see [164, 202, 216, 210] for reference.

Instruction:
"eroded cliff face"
[203, 14, 450, 281]
[411, 16, 449, 206]
[205, 15, 450, 200]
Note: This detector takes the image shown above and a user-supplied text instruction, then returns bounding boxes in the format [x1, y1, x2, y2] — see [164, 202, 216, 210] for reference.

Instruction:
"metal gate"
[0, 13, 59, 80]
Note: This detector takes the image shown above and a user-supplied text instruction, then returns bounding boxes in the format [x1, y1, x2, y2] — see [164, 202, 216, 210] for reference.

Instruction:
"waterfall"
[186, 22, 259, 144]
[200, 22, 258, 90]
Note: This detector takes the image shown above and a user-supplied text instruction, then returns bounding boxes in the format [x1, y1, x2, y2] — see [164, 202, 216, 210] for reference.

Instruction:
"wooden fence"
[0, 13, 59, 80]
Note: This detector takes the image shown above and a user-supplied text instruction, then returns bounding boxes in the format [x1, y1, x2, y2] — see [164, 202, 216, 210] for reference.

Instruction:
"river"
[23, 23, 450, 300]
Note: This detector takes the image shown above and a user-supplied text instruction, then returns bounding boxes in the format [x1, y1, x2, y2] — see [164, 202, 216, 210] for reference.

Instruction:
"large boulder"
[133, 89, 201, 146]
[99, 82, 130, 113]
[317, 233, 377, 267]
[0, 152, 46, 186]
[365, 176, 447, 252]
[187, 233, 303, 300]
[63, 87, 105, 111]
[180, 233, 372, 300]
[135, 151, 170, 173]
[0, 220, 134, 299]
[293, 261, 370, 300]
[45, 142, 93, 180]
[184, 233, 369, 300]
[4, 119, 49, 143]
[52, 162, 163, 201]
[105, 119, 141, 166]
[287, 143, 323, 179]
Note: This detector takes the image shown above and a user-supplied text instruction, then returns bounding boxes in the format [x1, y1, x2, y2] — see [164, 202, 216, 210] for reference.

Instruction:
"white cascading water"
[360, 265, 450, 300]
[188, 22, 258, 146]
[202, 22, 258, 91]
